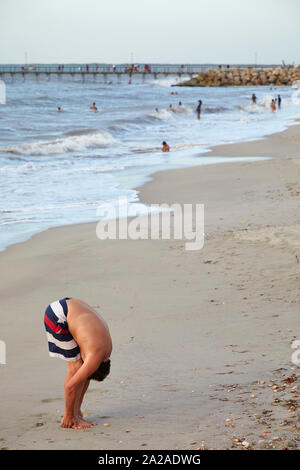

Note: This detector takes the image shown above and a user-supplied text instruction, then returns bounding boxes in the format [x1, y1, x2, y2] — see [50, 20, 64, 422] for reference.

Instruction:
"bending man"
[44, 297, 112, 429]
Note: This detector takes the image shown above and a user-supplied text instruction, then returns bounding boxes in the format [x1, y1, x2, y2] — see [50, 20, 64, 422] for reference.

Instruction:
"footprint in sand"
[41, 397, 63, 403]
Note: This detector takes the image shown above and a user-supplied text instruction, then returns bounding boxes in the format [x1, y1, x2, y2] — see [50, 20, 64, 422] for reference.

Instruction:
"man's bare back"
[67, 298, 112, 362]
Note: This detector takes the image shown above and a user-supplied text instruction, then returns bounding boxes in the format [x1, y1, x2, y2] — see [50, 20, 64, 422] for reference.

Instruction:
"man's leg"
[62, 360, 93, 429]
[75, 380, 95, 425]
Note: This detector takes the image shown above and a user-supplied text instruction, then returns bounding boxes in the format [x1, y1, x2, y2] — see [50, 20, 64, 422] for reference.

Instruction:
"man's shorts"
[44, 297, 81, 362]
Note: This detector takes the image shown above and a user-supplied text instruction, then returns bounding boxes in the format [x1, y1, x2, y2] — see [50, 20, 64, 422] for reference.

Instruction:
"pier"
[0, 63, 276, 83]
[0, 64, 206, 83]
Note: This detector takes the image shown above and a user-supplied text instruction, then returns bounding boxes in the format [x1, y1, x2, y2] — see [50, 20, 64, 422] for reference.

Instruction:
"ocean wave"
[169, 105, 193, 115]
[291, 89, 300, 106]
[0, 217, 33, 226]
[0, 162, 36, 173]
[6, 98, 26, 105]
[152, 75, 196, 88]
[236, 103, 266, 114]
[204, 106, 229, 114]
[147, 109, 174, 121]
[0, 131, 116, 156]
[0, 201, 100, 217]
[236, 93, 290, 113]
[170, 142, 208, 151]
[130, 141, 207, 154]
[64, 128, 98, 136]
[35, 95, 51, 100]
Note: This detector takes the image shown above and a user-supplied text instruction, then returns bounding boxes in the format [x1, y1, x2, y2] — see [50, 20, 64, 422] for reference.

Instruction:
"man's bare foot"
[61, 415, 79, 429]
[77, 417, 95, 428]
[78, 410, 95, 426]
[61, 414, 94, 429]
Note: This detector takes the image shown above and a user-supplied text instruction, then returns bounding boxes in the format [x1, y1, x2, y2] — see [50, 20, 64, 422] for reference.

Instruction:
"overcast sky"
[0, 0, 299, 64]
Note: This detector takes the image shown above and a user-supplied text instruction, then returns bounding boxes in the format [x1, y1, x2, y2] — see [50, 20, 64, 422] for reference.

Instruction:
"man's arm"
[65, 353, 103, 392]
[62, 353, 103, 428]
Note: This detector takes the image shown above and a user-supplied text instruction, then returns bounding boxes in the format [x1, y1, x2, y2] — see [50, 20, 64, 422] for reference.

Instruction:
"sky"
[0, 0, 299, 64]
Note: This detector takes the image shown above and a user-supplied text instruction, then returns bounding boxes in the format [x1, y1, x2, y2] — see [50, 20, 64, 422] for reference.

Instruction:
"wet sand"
[0, 124, 299, 450]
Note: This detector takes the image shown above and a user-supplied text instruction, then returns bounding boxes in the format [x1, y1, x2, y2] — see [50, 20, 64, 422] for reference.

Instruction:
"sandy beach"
[0, 124, 299, 450]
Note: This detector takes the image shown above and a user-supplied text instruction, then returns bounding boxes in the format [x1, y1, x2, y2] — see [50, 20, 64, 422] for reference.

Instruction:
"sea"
[1, 72, 300, 251]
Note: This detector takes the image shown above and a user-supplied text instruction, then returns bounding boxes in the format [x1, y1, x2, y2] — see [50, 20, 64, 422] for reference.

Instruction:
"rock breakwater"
[177, 67, 300, 87]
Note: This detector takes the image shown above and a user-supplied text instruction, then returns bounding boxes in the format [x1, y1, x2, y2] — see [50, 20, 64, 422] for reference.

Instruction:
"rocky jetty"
[177, 67, 300, 87]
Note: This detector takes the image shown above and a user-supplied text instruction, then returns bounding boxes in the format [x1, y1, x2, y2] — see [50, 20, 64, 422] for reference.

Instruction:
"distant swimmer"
[90, 102, 98, 112]
[252, 93, 257, 104]
[179, 101, 182, 106]
[271, 99, 276, 112]
[196, 100, 202, 120]
[57, 107, 62, 113]
[277, 95, 282, 109]
[162, 141, 170, 152]
[155, 108, 159, 112]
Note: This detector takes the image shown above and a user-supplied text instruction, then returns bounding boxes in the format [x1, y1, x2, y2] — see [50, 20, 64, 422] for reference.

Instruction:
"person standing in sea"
[162, 141, 170, 152]
[277, 95, 282, 109]
[271, 99, 276, 112]
[196, 100, 202, 120]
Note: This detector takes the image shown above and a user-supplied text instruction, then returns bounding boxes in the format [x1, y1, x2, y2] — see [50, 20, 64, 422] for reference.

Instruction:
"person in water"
[162, 141, 170, 152]
[57, 107, 62, 113]
[90, 102, 98, 112]
[196, 100, 202, 120]
[252, 94, 257, 104]
[277, 95, 282, 109]
[271, 99, 276, 112]
[44, 297, 112, 429]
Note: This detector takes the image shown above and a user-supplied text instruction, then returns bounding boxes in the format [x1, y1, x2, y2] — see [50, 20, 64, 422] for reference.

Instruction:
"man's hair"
[88, 360, 111, 382]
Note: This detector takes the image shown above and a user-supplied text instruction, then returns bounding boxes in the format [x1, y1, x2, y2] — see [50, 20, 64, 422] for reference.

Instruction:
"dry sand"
[0, 124, 299, 450]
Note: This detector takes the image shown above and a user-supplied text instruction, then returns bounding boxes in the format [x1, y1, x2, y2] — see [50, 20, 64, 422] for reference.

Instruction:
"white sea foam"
[147, 109, 174, 120]
[291, 89, 300, 106]
[0, 162, 36, 174]
[152, 74, 197, 88]
[2, 131, 116, 156]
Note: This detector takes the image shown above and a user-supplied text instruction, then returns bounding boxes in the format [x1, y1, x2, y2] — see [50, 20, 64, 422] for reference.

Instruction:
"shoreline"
[2, 120, 300, 256]
[0, 121, 299, 450]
